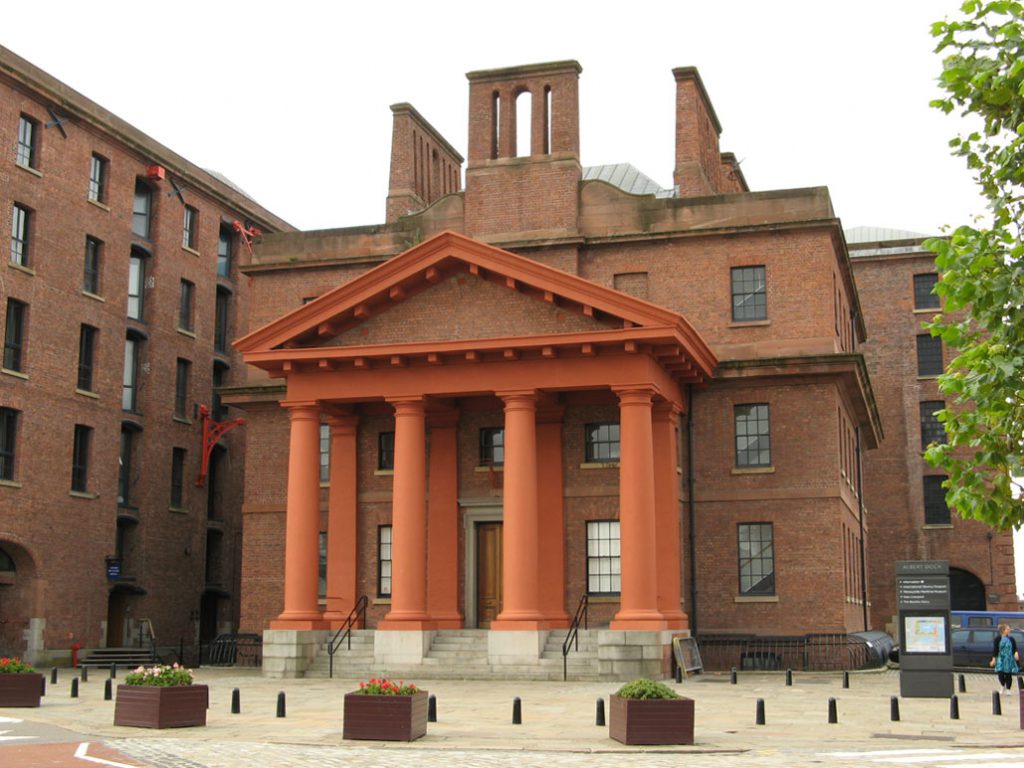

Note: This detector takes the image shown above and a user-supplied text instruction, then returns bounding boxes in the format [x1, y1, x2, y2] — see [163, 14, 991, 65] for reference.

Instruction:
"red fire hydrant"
[70, 642, 81, 667]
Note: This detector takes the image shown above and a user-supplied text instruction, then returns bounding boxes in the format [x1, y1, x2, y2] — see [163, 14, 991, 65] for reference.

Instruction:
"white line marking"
[827, 751, 956, 758]
[877, 755, 1014, 765]
[0, 716, 23, 723]
[74, 742, 141, 768]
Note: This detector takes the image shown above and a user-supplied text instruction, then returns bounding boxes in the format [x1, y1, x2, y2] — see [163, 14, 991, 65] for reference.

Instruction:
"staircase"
[540, 628, 601, 681]
[78, 647, 160, 670]
[307, 630, 376, 679]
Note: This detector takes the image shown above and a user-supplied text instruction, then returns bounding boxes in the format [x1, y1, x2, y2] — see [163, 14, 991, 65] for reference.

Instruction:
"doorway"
[106, 591, 128, 647]
[475, 522, 503, 628]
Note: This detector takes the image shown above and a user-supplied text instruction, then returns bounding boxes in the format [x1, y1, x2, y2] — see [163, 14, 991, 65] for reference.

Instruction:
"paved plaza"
[2, 667, 1024, 767]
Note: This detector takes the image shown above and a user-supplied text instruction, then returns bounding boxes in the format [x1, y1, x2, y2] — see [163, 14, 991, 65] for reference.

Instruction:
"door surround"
[462, 503, 503, 628]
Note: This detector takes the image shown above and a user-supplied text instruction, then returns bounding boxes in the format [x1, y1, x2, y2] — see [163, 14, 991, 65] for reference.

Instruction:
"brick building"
[224, 60, 1013, 680]
[0, 45, 293, 663]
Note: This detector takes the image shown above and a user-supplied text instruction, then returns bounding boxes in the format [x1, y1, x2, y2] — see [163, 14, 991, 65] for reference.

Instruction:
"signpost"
[896, 560, 952, 698]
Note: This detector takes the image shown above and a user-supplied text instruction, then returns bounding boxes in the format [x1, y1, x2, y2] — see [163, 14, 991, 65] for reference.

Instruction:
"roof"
[844, 226, 933, 244]
[583, 164, 675, 198]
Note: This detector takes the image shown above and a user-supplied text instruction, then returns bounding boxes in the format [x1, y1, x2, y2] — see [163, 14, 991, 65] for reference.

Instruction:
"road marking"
[74, 742, 141, 768]
[0, 716, 23, 723]
[0, 729, 33, 742]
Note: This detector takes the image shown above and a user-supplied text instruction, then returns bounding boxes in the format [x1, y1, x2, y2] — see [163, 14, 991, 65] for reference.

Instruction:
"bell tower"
[464, 60, 582, 242]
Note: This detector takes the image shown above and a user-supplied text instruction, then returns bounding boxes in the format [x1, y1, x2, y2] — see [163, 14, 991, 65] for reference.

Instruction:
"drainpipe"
[686, 384, 698, 636]
[856, 427, 868, 631]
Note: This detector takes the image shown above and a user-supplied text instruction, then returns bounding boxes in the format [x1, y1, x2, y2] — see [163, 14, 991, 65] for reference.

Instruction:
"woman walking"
[990, 623, 1020, 693]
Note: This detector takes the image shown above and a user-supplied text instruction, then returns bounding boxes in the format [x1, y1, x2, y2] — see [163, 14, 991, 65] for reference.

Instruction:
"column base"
[610, 609, 669, 631]
[489, 619, 556, 631]
[430, 612, 465, 630]
[659, 610, 689, 630]
[269, 618, 330, 630]
[377, 619, 437, 631]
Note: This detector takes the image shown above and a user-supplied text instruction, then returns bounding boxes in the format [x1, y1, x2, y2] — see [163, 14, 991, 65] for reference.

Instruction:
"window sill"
[86, 198, 110, 212]
[168, 506, 189, 515]
[912, 307, 940, 315]
[81, 290, 105, 303]
[922, 523, 953, 530]
[0, 479, 22, 489]
[1, 368, 28, 381]
[177, 328, 196, 338]
[474, 466, 503, 473]
[579, 462, 619, 469]
[75, 388, 99, 399]
[70, 490, 99, 500]
[15, 162, 42, 178]
[917, 375, 941, 381]
[173, 416, 192, 426]
[586, 595, 620, 604]
[373, 469, 394, 476]
[734, 595, 779, 603]
[182, 246, 201, 257]
[728, 319, 771, 328]
[373, 598, 391, 606]
[8, 262, 35, 276]
[319, 481, 330, 488]
[731, 466, 775, 475]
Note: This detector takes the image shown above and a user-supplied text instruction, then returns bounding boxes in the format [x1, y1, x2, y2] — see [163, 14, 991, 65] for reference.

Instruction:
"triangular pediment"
[236, 231, 716, 381]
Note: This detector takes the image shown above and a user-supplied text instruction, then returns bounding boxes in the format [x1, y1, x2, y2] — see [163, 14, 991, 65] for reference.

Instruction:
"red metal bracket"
[197, 405, 245, 486]
[232, 220, 263, 259]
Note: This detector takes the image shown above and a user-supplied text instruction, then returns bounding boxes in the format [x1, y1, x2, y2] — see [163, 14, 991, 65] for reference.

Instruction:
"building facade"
[0, 46, 292, 663]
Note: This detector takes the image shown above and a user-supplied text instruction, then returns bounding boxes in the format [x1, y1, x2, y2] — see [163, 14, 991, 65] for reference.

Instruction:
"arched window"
[515, 89, 532, 157]
[0, 546, 15, 572]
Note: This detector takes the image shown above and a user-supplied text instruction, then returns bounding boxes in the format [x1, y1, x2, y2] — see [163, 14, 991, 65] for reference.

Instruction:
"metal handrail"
[328, 595, 368, 679]
[562, 594, 588, 681]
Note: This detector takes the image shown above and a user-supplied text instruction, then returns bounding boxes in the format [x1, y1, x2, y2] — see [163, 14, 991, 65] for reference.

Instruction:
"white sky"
[6, 0, 1021, 599]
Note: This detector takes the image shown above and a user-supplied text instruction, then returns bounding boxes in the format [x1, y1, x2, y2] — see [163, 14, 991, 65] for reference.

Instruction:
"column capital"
[497, 388, 537, 402]
[326, 412, 358, 435]
[280, 400, 321, 419]
[612, 386, 656, 406]
[387, 396, 426, 417]
[653, 400, 683, 421]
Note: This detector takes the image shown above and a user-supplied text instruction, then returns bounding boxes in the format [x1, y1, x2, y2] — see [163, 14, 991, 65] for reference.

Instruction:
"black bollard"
[81, 666, 88, 683]
[958, 673, 966, 693]
[110, 663, 116, 679]
[428, 694, 437, 723]
[595, 697, 605, 727]
[950, 694, 959, 720]
[40, 676, 45, 697]
[731, 667, 738, 685]
[842, 671, 849, 689]
[675, 665, 682, 684]
[786, 668, 793, 686]
[51, 667, 58, 685]
[231, 688, 240, 714]
[755, 698, 766, 725]
[828, 697, 838, 724]
[70, 678, 78, 698]
[993, 691, 1003, 716]
[512, 696, 522, 725]
[276, 691, 286, 718]
[1018, 675, 1023, 690]
[104, 678, 112, 701]
[890, 696, 900, 722]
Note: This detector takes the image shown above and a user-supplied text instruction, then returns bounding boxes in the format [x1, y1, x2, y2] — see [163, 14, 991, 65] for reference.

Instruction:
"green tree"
[924, 0, 1024, 529]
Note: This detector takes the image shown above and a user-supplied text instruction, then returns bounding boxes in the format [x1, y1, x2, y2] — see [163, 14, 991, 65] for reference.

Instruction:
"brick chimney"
[672, 67, 746, 196]
[385, 103, 464, 223]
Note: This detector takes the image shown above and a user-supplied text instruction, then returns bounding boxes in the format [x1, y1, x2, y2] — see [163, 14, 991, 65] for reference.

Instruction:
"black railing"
[328, 595, 368, 679]
[696, 632, 892, 672]
[562, 594, 589, 681]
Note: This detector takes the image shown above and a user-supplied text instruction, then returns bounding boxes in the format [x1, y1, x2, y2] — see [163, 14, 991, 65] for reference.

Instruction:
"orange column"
[379, 397, 432, 629]
[324, 413, 358, 627]
[537, 404, 569, 625]
[272, 401, 328, 629]
[653, 402, 687, 629]
[611, 387, 668, 630]
[427, 411, 463, 628]
[492, 390, 546, 629]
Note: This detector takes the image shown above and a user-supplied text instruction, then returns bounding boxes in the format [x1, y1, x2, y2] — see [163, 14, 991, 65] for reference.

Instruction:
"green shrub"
[614, 678, 680, 700]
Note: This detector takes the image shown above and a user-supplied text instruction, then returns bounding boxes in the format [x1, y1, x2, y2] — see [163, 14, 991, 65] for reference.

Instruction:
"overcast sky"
[3, 0, 985, 236]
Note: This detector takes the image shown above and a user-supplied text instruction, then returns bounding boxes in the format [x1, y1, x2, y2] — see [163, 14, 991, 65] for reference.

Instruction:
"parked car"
[887, 627, 1024, 667]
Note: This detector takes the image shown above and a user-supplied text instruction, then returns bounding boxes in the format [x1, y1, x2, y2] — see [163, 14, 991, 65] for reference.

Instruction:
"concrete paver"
[2, 667, 1023, 767]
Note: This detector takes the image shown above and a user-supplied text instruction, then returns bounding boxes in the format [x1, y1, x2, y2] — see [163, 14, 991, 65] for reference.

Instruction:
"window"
[212, 361, 228, 421]
[83, 237, 102, 295]
[586, 521, 621, 595]
[731, 265, 767, 322]
[378, 525, 393, 597]
[479, 427, 504, 466]
[585, 422, 620, 463]
[178, 279, 194, 332]
[182, 206, 198, 249]
[10, 204, 30, 267]
[916, 334, 943, 377]
[72, 425, 92, 492]
[88, 154, 107, 203]
[735, 403, 771, 468]
[378, 431, 395, 471]
[319, 423, 330, 483]
[217, 225, 232, 277]
[170, 448, 185, 508]
[132, 181, 152, 239]
[77, 325, 97, 392]
[3, 299, 26, 372]
[16, 116, 37, 168]
[122, 335, 141, 412]
[174, 359, 191, 419]
[738, 522, 775, 595]
[127, 249, 145, 320]
[0, 408, 18, 481]
[214, 288, 229, 353]
[919, 401, 947, 450]
[924, 476, 951, 524]
[118, 427, 135, 506]
[319, 532, 327, 598]
[914, 273, 940, 310]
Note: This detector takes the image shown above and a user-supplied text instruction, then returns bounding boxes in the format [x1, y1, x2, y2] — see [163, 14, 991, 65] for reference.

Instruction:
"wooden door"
[106, 592, 127, 647]
[476, 522, 503, 628]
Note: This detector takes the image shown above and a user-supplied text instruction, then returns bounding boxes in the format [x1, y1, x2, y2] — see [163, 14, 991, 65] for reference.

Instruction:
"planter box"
[609, 694, 695, 745]
[343, 690, 428, 741]
[0, 673, 43, 707]
[114, 684, 209, 728]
